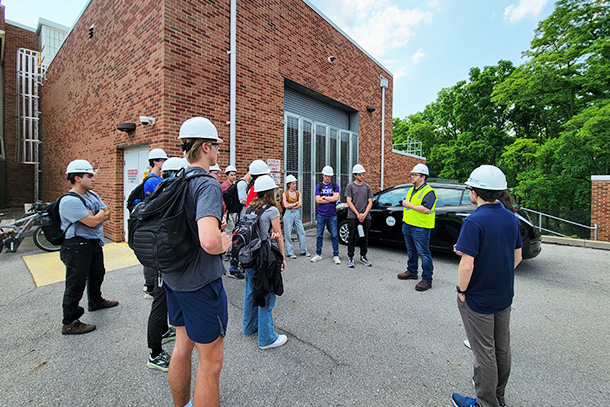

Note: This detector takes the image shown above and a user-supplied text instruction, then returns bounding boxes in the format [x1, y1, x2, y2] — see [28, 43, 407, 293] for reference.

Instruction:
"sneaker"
[333, 256, 341, 265]
[360, 256, 372, 267]
[464, 339, 471, 349]
[162, 327, 176, 344]
[144, 290, 154, 299]
[397, 271, 418, 280]
[229, 270, 245, 280]
[289, 254, 297, 259]
[301, 252, 311, 257]
[451, 393, 477, 407]
[147, 350, 170, 372]
[62, 320, 96, 335]
[259, 334, 288, 350]
[88, 299, 119, 311]
[310, 254, 323, 262]
[142, 284, 148, 293]
[347, 258, 354, 268]
[415, 280, 432, 291]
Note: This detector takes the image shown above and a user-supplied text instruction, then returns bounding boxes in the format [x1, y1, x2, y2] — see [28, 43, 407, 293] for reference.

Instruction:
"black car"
[336, 183, 542, 259]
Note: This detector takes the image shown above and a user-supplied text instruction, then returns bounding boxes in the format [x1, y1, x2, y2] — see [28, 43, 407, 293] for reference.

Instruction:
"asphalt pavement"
[1, 233, 609, 406]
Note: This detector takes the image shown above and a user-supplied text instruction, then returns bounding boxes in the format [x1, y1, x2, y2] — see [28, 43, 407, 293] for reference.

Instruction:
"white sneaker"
[464, 339, 471, 349]
[289, 254, 297, 259]
[333, 256, 341, 264]
[310, 254, 323, 262]
[259, 334, 288, 350]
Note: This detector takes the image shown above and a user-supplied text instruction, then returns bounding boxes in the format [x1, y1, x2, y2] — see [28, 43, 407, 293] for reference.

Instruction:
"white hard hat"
[209, 164, 221, 172]
[465, 165, 507, 191]
[249, 159, 271, 175]
[411, 163, 429, 176]
[148, 148, 168, 160]
[178, 117, 223, 142]
[66, 159, 97, 174]
[181, 158, 189, 168]
[254, 175, 278, 192]
[162, 157, 187, 172]
[285, 174, 297, 184]
[352, 164, 366, 174]
[225, 165, 237, 174]
[321, 165, 334, 176]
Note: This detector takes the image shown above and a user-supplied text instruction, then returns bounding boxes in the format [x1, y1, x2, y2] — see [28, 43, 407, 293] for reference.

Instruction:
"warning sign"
[267, 159, 281, 173]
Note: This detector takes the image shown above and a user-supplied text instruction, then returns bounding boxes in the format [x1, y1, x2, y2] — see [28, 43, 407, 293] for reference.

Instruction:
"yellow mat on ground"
[23, 242, 140, 287]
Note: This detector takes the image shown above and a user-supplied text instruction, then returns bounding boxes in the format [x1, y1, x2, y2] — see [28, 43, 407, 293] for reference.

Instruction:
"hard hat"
[285, 174, 297, 184]
[162, 157, 187, 172]
[181, 158, 189, 168]
[225, 165, 237, 174]
[321, 165, 334, 176]
[148, 148, 168, 160]
[411, 163, 429, 176]
[352, 164, 366, 174]
[178, 117, 223, 142]
[249, 159, 271, 175]
[254, 175, 278, 192]
[66, 159, 97, 174]
[465, 165, 507, 191]
[209, 164, 221, 172]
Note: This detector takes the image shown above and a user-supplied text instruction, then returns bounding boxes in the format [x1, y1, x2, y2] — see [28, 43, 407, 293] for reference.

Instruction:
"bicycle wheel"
[33, 226, 61, 252]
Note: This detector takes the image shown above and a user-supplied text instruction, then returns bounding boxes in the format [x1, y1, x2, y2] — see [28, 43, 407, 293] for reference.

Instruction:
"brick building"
[591, 176, 610, 241]
[10, 0, 425, 242]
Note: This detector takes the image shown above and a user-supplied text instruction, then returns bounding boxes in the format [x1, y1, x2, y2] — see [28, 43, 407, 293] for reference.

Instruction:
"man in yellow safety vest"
[397, 163, 437, 291]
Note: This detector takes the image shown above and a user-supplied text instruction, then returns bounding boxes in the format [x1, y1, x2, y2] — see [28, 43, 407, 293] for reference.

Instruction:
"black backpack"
[231, 204, 271, 268]
[128, 169, 214, 274]
[223, 179, 246, 214]
[126, 174, 156, 213]
[40, 192, 87, 246]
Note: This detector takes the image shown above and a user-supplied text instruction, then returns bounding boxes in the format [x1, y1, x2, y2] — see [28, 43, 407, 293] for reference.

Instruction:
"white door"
[123, 145, 150, 240]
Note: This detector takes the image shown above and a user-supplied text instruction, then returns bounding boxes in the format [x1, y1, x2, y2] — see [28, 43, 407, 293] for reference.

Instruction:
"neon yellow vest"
[402, 184, 437, 229]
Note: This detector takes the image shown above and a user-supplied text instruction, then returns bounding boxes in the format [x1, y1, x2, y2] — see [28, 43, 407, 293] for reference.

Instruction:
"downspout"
[380, 75, 389, 190]
[228, 0, 236, 166]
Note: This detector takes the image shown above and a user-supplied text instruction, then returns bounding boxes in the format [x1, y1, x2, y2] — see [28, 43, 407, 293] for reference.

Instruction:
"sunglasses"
[208, 142, 220, 151]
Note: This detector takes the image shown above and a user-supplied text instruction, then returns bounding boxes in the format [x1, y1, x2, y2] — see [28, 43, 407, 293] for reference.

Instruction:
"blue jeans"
[243, 267, 279, 347]
[316, 214, 339, 257]
[283, 209, 308, 256]
[402, 223, 433, 283]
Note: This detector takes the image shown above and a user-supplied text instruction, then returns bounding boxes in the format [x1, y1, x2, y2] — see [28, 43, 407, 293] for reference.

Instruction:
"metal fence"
[521, 208, 597, 240]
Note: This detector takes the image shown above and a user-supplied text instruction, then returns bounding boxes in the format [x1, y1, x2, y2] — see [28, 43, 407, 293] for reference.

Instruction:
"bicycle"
[0, 202, 60, 253]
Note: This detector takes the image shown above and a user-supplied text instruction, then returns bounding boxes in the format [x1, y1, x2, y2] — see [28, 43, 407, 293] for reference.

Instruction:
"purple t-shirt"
[316, 181, 340, 217]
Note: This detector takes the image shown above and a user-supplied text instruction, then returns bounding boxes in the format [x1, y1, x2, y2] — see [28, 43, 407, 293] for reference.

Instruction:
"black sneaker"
[161, 327, 176, 344]
[62, 320, 96, 335]
[360, 256, 372, 267]
[229, 270, 245, 280]
[147, 350, 170, 372]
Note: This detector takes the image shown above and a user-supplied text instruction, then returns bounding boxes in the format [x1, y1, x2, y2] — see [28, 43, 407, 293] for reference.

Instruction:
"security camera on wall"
[328, 56, 336, 64]
[139, 116, 156, 126]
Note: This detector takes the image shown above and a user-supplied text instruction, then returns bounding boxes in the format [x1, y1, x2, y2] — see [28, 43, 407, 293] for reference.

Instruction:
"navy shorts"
[165, 278, 228, 344]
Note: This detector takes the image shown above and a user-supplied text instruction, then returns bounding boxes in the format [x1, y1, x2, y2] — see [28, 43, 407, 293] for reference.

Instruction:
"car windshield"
[377, 187, 410, 207]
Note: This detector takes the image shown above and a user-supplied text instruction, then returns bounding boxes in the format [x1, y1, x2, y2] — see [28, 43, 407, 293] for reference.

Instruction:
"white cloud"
[504, 0, 548, 23]
[411, 48, 425, 64]
[393, 66, 408, 80]
[315, 0, 433, 59]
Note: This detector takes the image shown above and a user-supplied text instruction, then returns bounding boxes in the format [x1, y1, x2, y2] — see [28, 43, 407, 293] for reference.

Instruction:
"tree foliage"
[393, 0, 610, 218]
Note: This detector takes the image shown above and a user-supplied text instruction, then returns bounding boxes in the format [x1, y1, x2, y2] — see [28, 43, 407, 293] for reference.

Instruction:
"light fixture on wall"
[117, 122, 136, 132]
[366, 106, 376, 112]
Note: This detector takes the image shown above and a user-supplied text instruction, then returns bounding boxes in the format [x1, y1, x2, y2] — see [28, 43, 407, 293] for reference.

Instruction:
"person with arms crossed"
[311, 165, 341, 264]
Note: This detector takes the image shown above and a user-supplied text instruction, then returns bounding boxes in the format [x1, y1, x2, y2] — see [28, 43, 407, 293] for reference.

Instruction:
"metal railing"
[521, 208, 598, 240]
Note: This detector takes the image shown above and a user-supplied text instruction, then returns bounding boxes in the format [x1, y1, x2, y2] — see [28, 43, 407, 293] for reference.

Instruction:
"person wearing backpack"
[165, 117, 231, 407]
[59, 160, 118, 335]
[242, 175, 287, 350]
[282, 174, 310, 258]
[142, 148, 168, 298]
[311, 165, 341, 264]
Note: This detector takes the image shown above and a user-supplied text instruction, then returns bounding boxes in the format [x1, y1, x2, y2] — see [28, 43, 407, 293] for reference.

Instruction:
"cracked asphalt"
[1, 233, 609, 406]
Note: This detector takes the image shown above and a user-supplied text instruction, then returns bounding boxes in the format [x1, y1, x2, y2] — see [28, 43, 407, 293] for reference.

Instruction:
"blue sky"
[3, 0, 554, 119]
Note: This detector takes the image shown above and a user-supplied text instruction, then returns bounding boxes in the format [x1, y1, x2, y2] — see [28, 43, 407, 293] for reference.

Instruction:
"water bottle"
[357, 224, 365, 237]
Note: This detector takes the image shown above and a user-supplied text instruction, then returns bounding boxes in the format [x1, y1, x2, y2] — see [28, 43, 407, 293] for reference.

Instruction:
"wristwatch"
[456, 285, 467, 294]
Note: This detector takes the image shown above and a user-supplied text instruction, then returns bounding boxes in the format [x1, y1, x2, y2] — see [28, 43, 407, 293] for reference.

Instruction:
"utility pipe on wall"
[380, 75, 389, 190]
[228, 0, 237, 166]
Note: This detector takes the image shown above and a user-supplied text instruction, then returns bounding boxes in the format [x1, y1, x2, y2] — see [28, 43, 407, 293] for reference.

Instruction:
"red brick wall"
[1, 17, 38, 208]
[591, 177, 610, 241]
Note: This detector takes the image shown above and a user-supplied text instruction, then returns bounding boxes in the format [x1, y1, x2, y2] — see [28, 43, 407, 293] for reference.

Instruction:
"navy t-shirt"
[455, 202, 522, 314]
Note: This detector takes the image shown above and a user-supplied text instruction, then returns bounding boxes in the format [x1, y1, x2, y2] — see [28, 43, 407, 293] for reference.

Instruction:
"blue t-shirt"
[162, 167, 226, 292]
[455, 202, 522, 314]
[59, 191, 107, 245]
[143, 173, 162, 196]
[316, 181, 340, 217]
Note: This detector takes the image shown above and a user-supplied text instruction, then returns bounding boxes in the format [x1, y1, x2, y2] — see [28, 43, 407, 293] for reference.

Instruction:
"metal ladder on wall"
[16, 48, 46, 202]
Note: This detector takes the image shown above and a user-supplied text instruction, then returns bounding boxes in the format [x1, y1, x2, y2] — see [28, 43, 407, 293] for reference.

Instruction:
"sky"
[2, 0, 555, 119]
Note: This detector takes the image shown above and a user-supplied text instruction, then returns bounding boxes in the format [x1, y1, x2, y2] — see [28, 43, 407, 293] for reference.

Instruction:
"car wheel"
[338, 220, 349, 245]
